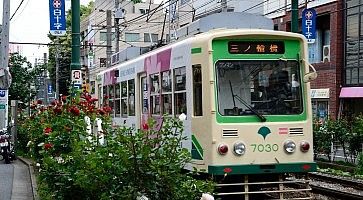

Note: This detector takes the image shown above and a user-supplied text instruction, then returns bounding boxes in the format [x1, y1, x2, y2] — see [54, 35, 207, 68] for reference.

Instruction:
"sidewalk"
[13, 157, 37, 200]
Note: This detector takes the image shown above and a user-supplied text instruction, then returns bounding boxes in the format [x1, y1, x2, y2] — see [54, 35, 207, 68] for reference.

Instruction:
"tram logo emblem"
[258, 126, 271, 140]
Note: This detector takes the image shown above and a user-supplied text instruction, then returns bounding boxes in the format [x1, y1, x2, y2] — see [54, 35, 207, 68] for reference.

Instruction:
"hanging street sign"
[302, 8, 317, 44]
[49, 0, 66, 36]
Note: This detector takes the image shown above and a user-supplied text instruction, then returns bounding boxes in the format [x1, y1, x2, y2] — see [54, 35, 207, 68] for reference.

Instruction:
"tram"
[96, 29, 317, 198]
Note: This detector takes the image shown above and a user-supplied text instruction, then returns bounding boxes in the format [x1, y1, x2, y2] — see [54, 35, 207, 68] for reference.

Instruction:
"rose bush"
[19, 91, 214, 199]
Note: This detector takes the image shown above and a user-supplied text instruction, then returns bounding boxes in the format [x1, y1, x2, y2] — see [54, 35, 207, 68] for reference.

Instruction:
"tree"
[47, 1, 94, 96]
[8, 53, 45, 107]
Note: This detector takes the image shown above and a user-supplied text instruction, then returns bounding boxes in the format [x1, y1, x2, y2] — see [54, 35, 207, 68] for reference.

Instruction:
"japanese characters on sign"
[228, 41, 285, 54]
[302, 8, 317, 44]
[49, 0, 66, 36]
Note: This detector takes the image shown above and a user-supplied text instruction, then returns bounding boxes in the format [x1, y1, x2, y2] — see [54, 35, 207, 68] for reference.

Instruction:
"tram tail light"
[283, 140, 296, 153]
[218, 144, 229, 155]
[300, 141, 310, 152]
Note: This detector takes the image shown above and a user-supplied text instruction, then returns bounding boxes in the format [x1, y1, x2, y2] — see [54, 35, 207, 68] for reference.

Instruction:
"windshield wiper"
[229, 80, 266, 122]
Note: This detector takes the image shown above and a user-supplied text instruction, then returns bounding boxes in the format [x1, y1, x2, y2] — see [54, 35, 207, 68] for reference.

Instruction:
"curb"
[17, 156, 38, 200]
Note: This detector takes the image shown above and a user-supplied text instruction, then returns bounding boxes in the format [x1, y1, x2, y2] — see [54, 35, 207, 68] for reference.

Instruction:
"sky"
[0, 0, 93, 65]
[0, 0, 164, 65]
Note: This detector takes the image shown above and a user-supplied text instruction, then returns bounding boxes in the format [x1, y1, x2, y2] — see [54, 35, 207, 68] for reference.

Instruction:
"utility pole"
[114, 0, 120, 53]
[291, 0, 299, 33]
[0, 0, 10, 130]
[221, 0, 227, 12]
[71, 0, 82, 87]
[44, 53, 49, 105]
[55, 39, 60, 99]
[106, 10, 112, 68]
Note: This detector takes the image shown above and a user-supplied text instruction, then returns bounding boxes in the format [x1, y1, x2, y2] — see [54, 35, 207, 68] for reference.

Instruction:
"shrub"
[19, 92, 214, 199]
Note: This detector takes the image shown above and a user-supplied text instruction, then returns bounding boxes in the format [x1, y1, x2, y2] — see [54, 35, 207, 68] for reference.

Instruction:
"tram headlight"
[284, 140, 296, 153]
[217, 143, 229, 155]
[300, 141, 310, 152]
[233, 142, 246, 156]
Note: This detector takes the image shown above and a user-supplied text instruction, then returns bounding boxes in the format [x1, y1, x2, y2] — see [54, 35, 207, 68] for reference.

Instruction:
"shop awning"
[339, 87, 363, 98]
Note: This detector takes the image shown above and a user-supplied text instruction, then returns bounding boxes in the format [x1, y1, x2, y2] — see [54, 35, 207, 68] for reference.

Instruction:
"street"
[0, 160, 33, 200]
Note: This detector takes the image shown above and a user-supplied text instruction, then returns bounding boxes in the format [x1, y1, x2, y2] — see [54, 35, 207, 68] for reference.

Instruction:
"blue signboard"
[49, 0, 66, 36]
[302, 8, 317, 44]
[48, 85, 52, 94]
[0, 90, 5, 98]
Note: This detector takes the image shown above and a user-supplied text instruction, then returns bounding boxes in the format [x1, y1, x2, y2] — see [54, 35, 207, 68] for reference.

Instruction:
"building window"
[180, 0, 190, 5]
[139, 9, 149, 14]
[345, 1, 363, 85]
[308, 15, 330, 64]
[99, 32, 116, 41]
[144, 33, 158, 42]
[125, 33, 139, 42]
[193, 65, 203, 116]
[312, 100, 329, 122]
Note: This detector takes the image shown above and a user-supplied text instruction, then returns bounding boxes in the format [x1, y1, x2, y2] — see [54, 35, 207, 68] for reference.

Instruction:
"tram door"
[140, 74, 148, 128]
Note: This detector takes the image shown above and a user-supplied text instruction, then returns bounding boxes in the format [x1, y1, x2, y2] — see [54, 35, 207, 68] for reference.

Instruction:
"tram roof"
[97, 29, 306, 76]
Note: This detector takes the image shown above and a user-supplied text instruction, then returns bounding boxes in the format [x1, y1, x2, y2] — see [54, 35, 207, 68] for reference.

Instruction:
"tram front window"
[216, 60, 303, 116]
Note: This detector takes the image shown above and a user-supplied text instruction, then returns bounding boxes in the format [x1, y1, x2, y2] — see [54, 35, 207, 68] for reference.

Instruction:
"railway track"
[308, 172, 363, 200]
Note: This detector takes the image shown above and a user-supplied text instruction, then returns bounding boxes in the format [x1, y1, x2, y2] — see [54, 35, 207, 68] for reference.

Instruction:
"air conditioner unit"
[323, 45, 330, 63]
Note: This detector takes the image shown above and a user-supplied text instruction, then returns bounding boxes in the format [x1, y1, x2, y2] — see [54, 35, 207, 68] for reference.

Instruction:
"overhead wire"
[10, 0, 25, 21]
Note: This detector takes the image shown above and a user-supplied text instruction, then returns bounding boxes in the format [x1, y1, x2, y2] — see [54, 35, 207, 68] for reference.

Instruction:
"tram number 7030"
[250, 144, 279, 152]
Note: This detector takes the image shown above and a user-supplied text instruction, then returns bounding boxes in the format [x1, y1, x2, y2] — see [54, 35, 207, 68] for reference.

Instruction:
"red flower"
[103, 106, 112, 113]
[51, 100, 57, 106]
[90, 98, 98, 103]
[44, 127, 52, 135]
[37, 100, 43, 104]
[44, 143, 53, 150]
[54, 107, 62, 114]
[98, 109, 106, 115]
[61, 95, 67, 102]
[70, 106, 80, 116]
[142, 123, 149, 130]
[104, 95, 109, 99]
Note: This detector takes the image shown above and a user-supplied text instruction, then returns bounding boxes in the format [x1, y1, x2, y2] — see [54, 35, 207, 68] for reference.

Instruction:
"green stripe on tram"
[192, 135, 203, 160]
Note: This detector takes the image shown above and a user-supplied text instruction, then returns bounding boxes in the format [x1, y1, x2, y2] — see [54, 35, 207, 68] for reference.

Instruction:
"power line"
[9, 41, 111, 47]
[10, 0, 25, 21]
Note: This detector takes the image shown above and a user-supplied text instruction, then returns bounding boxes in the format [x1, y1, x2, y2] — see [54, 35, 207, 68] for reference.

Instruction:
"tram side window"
[128, 79, 135, 116]
[150, 73, 161, 115]
[109, 85, 115, 117]
[121, 81, 128, 117]
[98, 84, 102, 108]
[174, 67, 187, 115]
[141, 77, 148, 114]
[115, 83, 121, 117]
[193, 65, 203, 116]
[162, 70, 172, 115]
[102, 86, 107, 106]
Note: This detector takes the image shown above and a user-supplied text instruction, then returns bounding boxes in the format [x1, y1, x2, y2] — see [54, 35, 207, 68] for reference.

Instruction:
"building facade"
[266, 0, 344, 120]
[341, 0, 363, 117]
[80, 0, 166, 96]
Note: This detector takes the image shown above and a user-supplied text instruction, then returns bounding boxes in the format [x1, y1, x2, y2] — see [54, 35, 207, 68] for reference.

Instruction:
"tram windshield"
[216, 60, 303, 116]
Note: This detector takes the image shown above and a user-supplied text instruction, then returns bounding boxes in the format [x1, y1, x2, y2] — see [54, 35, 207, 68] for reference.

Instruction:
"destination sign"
[228, 41, 285, 54]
